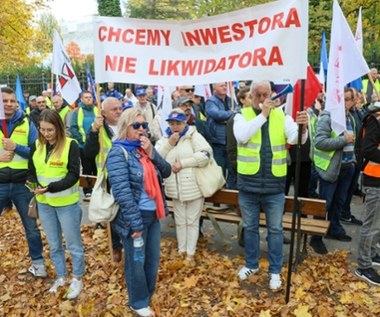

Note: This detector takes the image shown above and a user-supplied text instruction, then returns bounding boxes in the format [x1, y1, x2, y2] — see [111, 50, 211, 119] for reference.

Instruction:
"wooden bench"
[166, 188, 329, 264]
[80, 175, 329, 264]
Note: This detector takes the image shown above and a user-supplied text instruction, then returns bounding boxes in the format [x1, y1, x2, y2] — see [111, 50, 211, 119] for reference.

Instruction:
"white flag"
[355, 7, 363, 54]
[52, 30, 81, 104]
[325, 0, 369, 135]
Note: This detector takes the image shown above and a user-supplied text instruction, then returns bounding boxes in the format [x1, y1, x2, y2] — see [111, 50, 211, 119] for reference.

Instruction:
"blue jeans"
[38, 202, 85, 277]
[122, 211, 160, 309]
[212, 143, 236, 189]
[358, 187, 380, 269]
[0, 182, 44, 264]
[319, 163, 355, 235]
[239, 190, 284, 274]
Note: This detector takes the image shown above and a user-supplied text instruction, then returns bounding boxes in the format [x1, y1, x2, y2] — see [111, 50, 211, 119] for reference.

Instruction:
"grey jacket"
[314, 111, 347, 183]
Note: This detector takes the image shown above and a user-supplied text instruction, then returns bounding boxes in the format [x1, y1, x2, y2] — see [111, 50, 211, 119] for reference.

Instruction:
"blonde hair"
[116, 107, 145, 140]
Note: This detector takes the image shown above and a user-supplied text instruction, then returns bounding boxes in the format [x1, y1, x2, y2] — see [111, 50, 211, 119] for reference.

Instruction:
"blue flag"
[320, 31, 328, 78]
[15, 75, 26, 111]
[86, 64, 97, 103]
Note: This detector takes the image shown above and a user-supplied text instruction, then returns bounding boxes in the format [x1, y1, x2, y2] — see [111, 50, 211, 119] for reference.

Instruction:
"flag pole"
[285, 79, 306, 303]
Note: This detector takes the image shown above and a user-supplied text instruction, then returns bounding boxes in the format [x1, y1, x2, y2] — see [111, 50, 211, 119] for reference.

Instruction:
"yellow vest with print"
[33, 138, 79, 206]
[313, 130, 338, 171]
[77, 107, 99, 143]
[237, 107, 287, 177]
[0, 119, 29, 170]
[95, 126, 112, 175]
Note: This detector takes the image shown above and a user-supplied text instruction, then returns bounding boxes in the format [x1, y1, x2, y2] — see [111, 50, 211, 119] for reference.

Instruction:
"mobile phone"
[25, 183, 37, 190]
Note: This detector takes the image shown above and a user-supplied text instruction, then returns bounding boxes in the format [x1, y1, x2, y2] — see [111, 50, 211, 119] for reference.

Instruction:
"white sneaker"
[49, 277, 66, 293]
[28, 264, 47, 277]
[269, 273, 282, 290]
[238, 266, 259, 281]
[130, 306, 155, 317]
[66, 278, 83, 299]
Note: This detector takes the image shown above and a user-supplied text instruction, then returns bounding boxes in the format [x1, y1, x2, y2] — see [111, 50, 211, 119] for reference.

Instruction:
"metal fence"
[0, 73, 132, 98]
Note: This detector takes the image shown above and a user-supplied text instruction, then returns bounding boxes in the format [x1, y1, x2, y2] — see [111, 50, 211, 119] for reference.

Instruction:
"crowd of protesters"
[1, 71, 380, 315]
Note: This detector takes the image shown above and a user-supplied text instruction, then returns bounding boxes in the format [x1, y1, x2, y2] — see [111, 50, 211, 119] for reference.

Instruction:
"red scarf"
[136, 148, 165, 219]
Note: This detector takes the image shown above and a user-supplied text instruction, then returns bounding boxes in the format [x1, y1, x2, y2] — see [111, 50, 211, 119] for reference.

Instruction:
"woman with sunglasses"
[155, 108, 212, 263]
[106, 108, 171, 317]
[27, 109, 85, 299]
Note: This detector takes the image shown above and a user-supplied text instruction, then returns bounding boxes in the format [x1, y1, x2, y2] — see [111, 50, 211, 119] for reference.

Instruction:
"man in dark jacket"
[83, 97, 124, 262]
[0, 87, 46, 276]
[29, 95, 47, 127]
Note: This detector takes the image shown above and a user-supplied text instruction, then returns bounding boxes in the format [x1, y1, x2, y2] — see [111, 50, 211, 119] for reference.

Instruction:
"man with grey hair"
[83, 97, 124, 262]
[362, 68, 380, 103]
[234, 80, 308, 290]
[52, 95, 72, 135]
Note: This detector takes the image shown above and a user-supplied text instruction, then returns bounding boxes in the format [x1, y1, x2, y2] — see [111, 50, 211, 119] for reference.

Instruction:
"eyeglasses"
[182, 88, 194, 93]
[130, 122, 149, 129]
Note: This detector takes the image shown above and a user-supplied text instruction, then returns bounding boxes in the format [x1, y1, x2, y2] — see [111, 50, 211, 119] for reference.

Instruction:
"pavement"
[79, 191, 366, 265]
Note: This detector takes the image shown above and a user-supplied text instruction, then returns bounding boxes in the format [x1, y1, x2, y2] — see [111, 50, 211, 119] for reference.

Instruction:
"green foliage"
[97, 0, 122, 17]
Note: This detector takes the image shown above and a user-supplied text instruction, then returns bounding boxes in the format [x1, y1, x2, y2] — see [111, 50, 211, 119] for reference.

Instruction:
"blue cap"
[135, 88, 146, 96]
[166, 111, 187, 122]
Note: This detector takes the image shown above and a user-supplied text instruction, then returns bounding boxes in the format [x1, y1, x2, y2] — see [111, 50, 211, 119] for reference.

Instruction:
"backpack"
[356, 111, 380, 171]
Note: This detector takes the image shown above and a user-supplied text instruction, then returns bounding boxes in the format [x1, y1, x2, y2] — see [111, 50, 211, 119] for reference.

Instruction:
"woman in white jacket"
[156, 108, 212, 262]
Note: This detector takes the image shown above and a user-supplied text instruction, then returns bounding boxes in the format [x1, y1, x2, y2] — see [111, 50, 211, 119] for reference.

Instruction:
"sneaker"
[269, 273, 282, 290]
[130, 306, 155, 317]
[49, 277, 66, 293]
[238, 266, 259, 281]
[66, 278, 83, 299]
[309, 239, 328, 255]
[372, 254, 380, 267]
[28, 264, 47, 277]
[340, 215, 363, 226]
[355, 267, 380, 286]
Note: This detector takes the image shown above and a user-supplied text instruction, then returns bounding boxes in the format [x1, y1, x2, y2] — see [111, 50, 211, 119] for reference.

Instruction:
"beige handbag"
[195, 157, 226, 198]
[28, 197, 38, 218]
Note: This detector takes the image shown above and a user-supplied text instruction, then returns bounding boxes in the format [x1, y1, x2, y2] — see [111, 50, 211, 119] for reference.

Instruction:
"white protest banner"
[94, 0, 308, 86]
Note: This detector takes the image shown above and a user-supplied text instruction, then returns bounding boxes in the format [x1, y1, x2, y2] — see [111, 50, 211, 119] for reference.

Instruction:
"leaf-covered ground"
[1, 209, 380, 317]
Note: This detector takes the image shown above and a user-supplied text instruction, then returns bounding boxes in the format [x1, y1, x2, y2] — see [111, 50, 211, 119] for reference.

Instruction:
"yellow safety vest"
[0, 119, 30, 170]
[313, 130, 338, 171]
[95, 127, 112, 174]
[58, 106, 70, 125]
[33, 138, 79, 206]
[77, 107, 99, 143]
[237, 107, 287, 177]
[362, 79, 380, 94]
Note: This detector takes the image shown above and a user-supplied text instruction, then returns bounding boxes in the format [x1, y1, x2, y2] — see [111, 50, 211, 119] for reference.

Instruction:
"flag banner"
[194, 84, 212, 99]
[318, 31, 328, 85]
[52, 30, 82, 105]
[347, 7, 364, 92]
[0, 89, 5, 120]
[94, 0, 308, 86]
[86, 64, 97, 103]
[325, 0, 369, 135]
[15, 75, 26, 111]
[285, 65, 322, 119]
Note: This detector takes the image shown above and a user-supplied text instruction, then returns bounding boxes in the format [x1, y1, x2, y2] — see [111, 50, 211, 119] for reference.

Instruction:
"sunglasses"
[183, 88, 194, 93]
[130, 122, 149, 129]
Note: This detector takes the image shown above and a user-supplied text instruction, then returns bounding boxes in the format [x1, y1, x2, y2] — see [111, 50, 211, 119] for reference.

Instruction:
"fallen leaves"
[1, 209, 380, 316]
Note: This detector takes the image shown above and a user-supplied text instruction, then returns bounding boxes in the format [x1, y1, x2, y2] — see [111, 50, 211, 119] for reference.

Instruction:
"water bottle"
[133, 236, 145, 263]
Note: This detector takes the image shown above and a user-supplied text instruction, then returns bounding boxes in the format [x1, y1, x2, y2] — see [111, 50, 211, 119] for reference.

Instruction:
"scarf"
[113, 139, 165, 219]
[165, 125, 189, 139]
[136, 148, 166, 219]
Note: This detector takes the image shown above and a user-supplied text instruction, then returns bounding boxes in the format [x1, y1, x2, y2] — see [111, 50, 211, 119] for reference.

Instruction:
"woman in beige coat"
[155, 108, 212, 262]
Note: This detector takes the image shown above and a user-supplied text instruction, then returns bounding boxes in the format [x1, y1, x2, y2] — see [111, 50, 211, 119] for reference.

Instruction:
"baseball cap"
[174, 97, 194, 108]
[29, 95, 37, 102]
[135, 88, 146, 96]
[166, 109, 187, 122]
